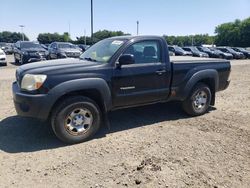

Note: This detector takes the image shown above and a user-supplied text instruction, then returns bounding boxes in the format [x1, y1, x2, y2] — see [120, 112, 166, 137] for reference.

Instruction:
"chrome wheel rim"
[64, 108, 93, 136]
[192, 90, 208, 111]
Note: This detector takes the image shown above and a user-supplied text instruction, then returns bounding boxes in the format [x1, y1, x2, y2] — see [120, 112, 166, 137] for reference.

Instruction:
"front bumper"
[12, 82, 50, 120]
[0, 60, 7, 65]
[23, 54, 47, 63]
[65, 52, 81, 58]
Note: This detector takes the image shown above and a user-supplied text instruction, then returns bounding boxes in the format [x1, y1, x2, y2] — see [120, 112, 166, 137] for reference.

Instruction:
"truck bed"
[171, 56, 228, 64]
[170, 57, 231, 101]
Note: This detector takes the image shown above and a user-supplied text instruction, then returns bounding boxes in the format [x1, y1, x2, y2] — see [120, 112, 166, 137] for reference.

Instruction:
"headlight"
[21, 74, 47, 91]
[22, 51, 29, 55]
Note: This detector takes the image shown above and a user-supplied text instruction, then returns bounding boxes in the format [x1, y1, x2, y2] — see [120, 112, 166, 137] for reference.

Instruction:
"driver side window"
[123, 41, 162, 64]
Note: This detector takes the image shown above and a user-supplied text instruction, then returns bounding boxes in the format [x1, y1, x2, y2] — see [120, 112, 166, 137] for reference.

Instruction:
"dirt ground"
[0, 56, 249, 188]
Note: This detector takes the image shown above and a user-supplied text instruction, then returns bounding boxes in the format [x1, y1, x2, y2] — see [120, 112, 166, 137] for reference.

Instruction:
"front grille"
[29, 52, 39, 56]
[66, 52, 80, 57]
[29, 51, 45, 57]
[0, 58, 6, 61]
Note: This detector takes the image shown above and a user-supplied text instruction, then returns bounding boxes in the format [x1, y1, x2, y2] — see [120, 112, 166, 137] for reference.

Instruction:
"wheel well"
[48, 89, 105, 120]
[197, 78, 216, 105]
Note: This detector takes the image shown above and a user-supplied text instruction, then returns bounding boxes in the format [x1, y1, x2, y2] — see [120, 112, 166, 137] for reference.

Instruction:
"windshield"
[191, 47, 200, 53]
[227, 48, 237, 53]
[213, 49, 223, 53]
[58, 43, 76, 49]
[238, 48, 249, 52]
[175, 46, 185, 52]
[21, 42, 42, 49]
[80, 39, 125, 63]
[201, 47, 211, 52]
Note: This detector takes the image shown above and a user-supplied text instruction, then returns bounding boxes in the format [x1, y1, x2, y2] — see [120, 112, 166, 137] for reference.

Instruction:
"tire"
[182, 83, 212, 116]
[14, 54, 19, 64]
[19, 55, 24, 65]
[51, 96, 101, 144]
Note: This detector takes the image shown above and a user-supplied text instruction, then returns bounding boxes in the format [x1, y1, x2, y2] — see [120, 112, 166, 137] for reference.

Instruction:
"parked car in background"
[217, 47, 245, 59]
[13, 41, 48, 64]
[0, 42, 7, 50]
[168, 46, 192, 56]
[1, 43, 14, 54]
[77, 44, 90, 52]
[168, 50, 175, 56]
[0, 49, 7, 66]
[182, 47, 209, 57]
[74, 45, 83, 53]
[41, 44, 48, 50]
[48, 42, 82, 59]
[197, 46, 220, 58]
[209, 48, 233, 60]
[232, 47, 250, 59]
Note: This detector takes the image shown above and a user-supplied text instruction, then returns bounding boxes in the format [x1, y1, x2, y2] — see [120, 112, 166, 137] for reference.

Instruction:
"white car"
[0, 49, 7, 66]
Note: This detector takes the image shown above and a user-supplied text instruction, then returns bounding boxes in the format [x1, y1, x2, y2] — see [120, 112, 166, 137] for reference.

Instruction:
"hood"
[184, 51, 192, 55]
[17, 58, 102, 76]
[237, 52, 244, 55]
[23, 48, 46, 53]
[224, 52, 233, 56]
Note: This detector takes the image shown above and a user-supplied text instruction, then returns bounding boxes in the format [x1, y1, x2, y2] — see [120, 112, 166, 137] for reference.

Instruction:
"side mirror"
[117, 54, 135, 68]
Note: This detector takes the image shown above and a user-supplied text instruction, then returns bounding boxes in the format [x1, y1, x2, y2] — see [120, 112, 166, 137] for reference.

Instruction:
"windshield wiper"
[83, 57, 97, 62]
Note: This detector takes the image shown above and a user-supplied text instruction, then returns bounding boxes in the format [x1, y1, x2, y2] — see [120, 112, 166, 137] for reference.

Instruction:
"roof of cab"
[109, 35, 164, 41]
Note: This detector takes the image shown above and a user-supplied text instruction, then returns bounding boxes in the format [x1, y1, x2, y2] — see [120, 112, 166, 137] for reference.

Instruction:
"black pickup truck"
[13, 36, 231, 144]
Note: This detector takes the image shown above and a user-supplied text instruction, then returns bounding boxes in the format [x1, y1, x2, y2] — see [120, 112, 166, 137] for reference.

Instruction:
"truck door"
[112, 40, 171, 108]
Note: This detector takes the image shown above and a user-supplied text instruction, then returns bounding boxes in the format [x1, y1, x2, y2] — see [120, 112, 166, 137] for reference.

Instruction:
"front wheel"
[51, 96, 101, 144]
[182, 83, 212, 116]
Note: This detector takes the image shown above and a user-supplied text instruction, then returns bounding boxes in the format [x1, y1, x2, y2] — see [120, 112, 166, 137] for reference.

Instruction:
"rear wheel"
[51, 96, 101, 144]
[182, 83, 212, 116]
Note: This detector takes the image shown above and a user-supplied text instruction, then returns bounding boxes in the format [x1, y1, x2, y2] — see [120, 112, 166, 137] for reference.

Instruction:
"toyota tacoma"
[13, 36, 231, 144]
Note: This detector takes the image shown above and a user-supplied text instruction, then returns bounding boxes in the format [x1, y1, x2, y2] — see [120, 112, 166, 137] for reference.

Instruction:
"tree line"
[37, 30, 129, 44]
[215, 17, 250, 47]
[0, 31, 29, 43]
[164, 34, 215, 47]
[0, 17, 249, 47]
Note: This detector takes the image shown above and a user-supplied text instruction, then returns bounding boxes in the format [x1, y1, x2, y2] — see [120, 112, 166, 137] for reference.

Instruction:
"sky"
[0, 0, 250, 41]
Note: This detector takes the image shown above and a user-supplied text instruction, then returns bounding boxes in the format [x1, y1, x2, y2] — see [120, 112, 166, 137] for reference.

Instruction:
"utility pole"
[68, 21, 71, 39]
[191, 33, 194, 46]
[19, 25, 25, 41]
[91, 0, 94, 44]
[136, 21, 139, 35]
[84, 29, 86, 45]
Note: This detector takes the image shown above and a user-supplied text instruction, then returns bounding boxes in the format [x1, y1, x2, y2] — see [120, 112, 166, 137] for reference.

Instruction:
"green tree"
[239, 17, 250, 47]
[164, 34, 214, 47]
[215, 17, 250, 47]
[93, 30, 129, 42]
[0, 31, 29, 43]
[75, 36, 92, 45]
[75, 30, 130, 45]
[37, 32, 72, 44]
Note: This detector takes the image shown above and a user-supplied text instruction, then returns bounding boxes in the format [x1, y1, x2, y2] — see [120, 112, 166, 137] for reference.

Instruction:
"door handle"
[156, 70, 166, 75]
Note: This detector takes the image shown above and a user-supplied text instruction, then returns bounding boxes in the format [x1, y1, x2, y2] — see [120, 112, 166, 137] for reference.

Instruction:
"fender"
[180, 69, 219, 100]
[46, 78, 112, 113]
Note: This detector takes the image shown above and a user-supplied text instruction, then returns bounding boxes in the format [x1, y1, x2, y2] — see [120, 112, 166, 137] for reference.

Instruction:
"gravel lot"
[0, 55, 249, 188]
